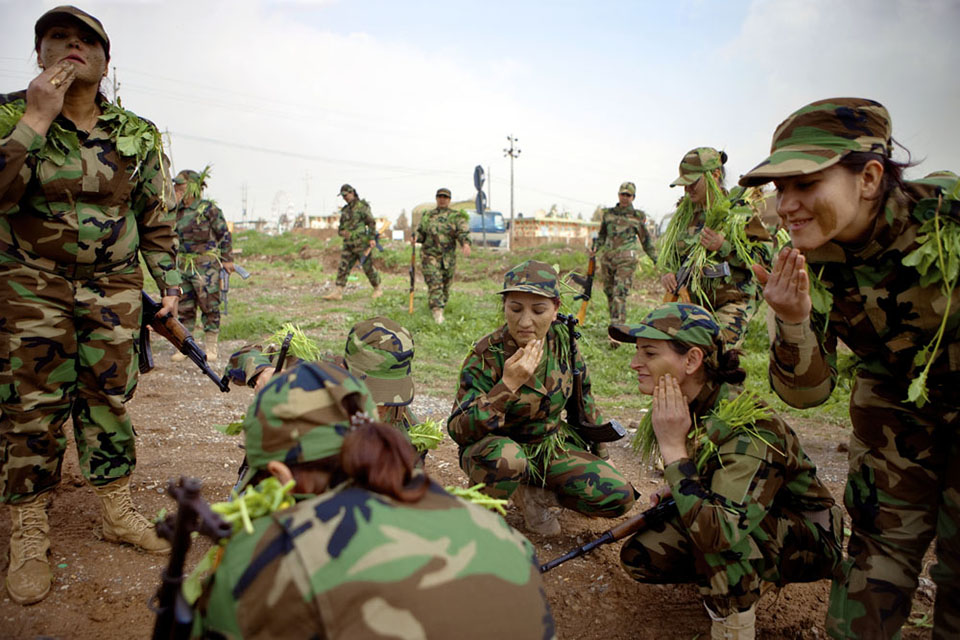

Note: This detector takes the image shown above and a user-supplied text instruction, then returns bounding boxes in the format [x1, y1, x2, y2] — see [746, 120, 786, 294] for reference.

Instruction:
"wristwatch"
[164, 286, 183, 297]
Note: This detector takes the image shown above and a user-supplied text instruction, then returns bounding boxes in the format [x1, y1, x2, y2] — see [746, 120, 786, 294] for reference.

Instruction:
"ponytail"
[340, 421, 427, 503]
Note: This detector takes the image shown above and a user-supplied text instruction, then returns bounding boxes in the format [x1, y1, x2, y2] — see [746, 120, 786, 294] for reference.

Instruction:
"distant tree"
[547, 204, 558, 218]
[591, 205, 604, 222]
[577, 212, 583, 220]
[395, 210, 409, 232]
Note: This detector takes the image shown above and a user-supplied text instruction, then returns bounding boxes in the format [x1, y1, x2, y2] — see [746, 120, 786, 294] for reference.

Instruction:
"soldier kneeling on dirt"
[609, 303, 843, 639]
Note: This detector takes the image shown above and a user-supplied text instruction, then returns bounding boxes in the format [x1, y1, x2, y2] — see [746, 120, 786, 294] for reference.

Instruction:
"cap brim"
[739, 146, 845, 187]
[360, 374, 414, 406]
[608, 323, 674, 344]
[497, 285, 555, 297]
[36, 11, 108, 51]
[669, 174, 700, 188]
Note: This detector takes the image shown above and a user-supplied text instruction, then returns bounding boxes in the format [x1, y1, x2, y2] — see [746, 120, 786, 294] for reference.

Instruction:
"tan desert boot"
[205, 332, 219, 361]
[371, 286, 383, 299]
[514, 484, 561, 537]
[432, 308, 444, 324]
[6, 493, 53, 605]
[707, 602, 756, 640]
[91, 477, 170, 554]
[322, 286, 344, 301]
[170, 351, 187, 362]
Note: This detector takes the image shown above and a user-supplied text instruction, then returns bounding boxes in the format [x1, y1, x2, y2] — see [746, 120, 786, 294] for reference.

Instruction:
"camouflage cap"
[339, 183, 355, 195]
[609, 303, 721, 359]
[913, 170, 959, 192]
[498, 260, 559, 299]
[739, 98, 892, 187]
[436, 188, 452, 198]
[239, 361, 378, 488]
[35, 5, 110, 58]
[173, 169, 200, 185]
[618, 182, 636, 196]
[343, 317, 415, 407]
[670, 147, 726, 187]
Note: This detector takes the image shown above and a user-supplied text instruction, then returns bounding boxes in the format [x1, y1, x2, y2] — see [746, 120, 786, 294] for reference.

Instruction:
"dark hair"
[665, 341, 746, 385]
[837, 141, 915, 200]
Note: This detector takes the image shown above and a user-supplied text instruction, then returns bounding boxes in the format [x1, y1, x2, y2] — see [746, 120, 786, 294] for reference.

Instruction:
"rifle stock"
[573, 238, 598, 325]
[140, 292, 230, 392]
[539, 497, 677, 573]
[408, 234, 416, 314]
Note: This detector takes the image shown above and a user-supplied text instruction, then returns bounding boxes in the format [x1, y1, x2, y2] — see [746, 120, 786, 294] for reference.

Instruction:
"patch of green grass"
[234, 230, 332, 256]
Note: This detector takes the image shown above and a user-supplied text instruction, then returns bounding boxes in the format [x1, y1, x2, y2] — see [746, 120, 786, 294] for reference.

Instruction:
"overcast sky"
[2, 0, 958, 224]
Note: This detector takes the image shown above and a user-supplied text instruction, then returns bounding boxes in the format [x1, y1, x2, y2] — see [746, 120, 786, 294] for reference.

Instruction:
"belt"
[1, 250, 138, 280]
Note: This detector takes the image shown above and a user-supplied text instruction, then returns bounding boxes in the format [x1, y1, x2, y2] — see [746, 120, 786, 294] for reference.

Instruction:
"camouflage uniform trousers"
[621, 503, 844, 616]
[708, 297, 757, 352]
[178, 258, 222, 334]
[826, 377, 960, 639]
[334, 247, 380, 289]
[0, 260, 141, 503]
[460, 433, 635, 518]
[601, 251, 637, 325]
[421, 252, 456, 310]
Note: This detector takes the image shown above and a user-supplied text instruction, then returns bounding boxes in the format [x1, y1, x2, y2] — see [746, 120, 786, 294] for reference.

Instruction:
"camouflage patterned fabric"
[767, 178, 960, 638]
[334, 198, 380, 288]
[344, 317, 415, 407]
[499, 260, 560, 298]
[448, 323, 635, 517]
[196, 360, 556, 639]
[662, 187, 772, 350]
[739, 98, 892, 187]
[609, 302, 723, 365]
[175, 198, 232, 334]
[0, 91, 179, 503]
[415, 206, 470, 310]
[669, 147, 726, 187]
[620, 381, 842, 616]
[596, 198, 656, 324]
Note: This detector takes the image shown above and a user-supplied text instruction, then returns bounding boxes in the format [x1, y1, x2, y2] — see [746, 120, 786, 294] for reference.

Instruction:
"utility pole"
[503, 135, 520, 249]
[303, 171, 311, 215]
[241, 183, 248, 222]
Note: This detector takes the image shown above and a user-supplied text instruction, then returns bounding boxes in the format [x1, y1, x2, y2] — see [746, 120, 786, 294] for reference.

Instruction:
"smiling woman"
[0, 5, 182, 606]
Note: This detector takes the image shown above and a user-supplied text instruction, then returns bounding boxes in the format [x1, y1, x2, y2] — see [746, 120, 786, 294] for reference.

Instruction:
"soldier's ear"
[266, 460, 294, 485]
[684, 347, 704, 375]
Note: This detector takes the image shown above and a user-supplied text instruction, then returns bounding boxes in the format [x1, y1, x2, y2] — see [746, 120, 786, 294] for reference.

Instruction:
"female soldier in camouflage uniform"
[448, 260, 635, 536]
[0, 6, 180, 605]
[415, 187, 471, 324]
[196, 361, 555, 639]
[323, 183, 381, 301]
[742, 98, 960, 638]
[659, 148, 772, 351]
[610, 303, 842, 639]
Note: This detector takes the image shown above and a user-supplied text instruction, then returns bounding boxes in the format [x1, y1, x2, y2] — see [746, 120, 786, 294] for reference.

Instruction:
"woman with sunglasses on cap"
[448, 260, 636, 537]
[659, 147, 773, 352]
[742, 98, 960, 638]
[0, 6, 180, 605]
[196, 361, 556, 639]
[609, 302, 841, 639]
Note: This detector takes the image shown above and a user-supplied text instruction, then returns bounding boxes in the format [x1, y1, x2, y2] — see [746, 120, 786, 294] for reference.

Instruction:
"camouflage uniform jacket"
[337, 199, 376, 252]
[771, 180, 960, 409]
[225, 344, 419, 431]
[597, 204, 657, 260]
[0, 91, 179, 288]
[666, 381, 835, 556]
[196, 481, 556, 640]
[415, 207, 470, 258]
[448, 323, 601, 448]
[673, 202, 772, 307]
[175, 198, 232, 261]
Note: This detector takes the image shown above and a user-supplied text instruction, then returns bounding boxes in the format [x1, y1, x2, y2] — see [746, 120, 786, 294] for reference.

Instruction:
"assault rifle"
[663, 260, 731, 303]
[220, 264, 251, 315]
[539, 497, 677, 572]
[359, 233, 384, 266]
[408, 233, 416, 314]
[151, 477, 232, 640]
[570, 237, 598, 325]
[140, 292, 230, 392]
[559, 313, 626, 443]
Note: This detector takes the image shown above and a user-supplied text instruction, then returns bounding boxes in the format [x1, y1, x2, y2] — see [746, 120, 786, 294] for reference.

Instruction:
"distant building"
[511, 216, 599, 248]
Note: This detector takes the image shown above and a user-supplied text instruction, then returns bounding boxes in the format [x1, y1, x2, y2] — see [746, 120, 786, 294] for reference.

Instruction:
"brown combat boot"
[322, 286, 344, 301]
[514, 484, 561, 537]
[91, 477, 170, 554]
[371, 286, 383, 300]
[432, 308, 444, 324]
[6, 493, 53, 605]
[205, 332, 219, 361]
[707, 602, 756, 640]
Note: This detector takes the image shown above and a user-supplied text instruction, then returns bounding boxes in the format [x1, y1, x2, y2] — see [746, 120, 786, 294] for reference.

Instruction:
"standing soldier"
[594, 181, 657, 346]
[1, 6, 179, 605]
[322, 183, 381, 301]
[415, 187, 471, 324]
[171, 167, 233, 361]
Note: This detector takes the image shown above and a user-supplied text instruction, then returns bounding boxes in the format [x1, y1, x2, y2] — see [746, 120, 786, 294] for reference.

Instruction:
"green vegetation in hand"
[445, 483, 509, 516]
[408, 419, 444, 453]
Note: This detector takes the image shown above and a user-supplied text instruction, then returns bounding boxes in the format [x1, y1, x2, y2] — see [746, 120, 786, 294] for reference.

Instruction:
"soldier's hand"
[21, 61, 77, 136]
[752, 249, 811, 325]
[651, 374, 690, 465]
[661, 272, 678, 293]
[650, 484, 672, 506]
[700, 227, 724, 252]
[159, 295, 179, 319]
[222, 262, 236, 274]
[252, 368, 279, 393]
[369, 239, 376, 249]
[502, 338, 544, 392]
[462, 244, 472, 258]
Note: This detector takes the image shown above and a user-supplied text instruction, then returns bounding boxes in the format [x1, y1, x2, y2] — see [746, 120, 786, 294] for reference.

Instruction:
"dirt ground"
[0, 251, 938, 639]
